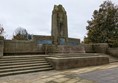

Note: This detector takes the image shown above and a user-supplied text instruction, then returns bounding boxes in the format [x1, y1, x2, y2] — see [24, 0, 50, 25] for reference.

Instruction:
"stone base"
[46, 54, 109, 70]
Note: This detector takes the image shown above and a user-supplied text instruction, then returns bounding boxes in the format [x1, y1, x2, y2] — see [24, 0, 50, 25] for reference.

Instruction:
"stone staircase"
[0, 55, 53, 77]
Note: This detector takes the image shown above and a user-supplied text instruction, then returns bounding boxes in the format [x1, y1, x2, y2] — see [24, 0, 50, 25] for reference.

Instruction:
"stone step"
[0, 65, 52, 73]
[2, 56, 45, 59]
[0, 63, 50, 69]
[0, 60, 45, 63]
[0, 67, 53, 77]
[3, 54, 50, 58]
[0, 54, 53, 77]
[52, 53, 103, 57]
[0, 60, 47, 66]
[0, 58, 45, 61]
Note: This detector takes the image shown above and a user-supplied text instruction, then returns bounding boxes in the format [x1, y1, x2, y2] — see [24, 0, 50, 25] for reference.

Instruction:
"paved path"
[79, 66, 118, 83]
[0, 62, 118, 83]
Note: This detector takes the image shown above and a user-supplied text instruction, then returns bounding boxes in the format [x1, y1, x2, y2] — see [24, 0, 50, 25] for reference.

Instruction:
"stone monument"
[51, 4, 68, 45]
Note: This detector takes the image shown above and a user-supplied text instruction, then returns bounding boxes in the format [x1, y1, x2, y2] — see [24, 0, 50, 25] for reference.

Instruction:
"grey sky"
[0, 0, 117, 40]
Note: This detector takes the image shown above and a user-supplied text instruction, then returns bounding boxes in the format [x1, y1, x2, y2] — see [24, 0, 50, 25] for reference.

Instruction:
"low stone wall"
[84, 43, 108, 53]
[107, 48, 118, 57]
[3, 40, 84, 54]
[4, 40, 44, 54]
[2, 40, 112, 55]
[84, 44, 94, 53]
[0, 36, 4, 57]
[46, 56, 109, 70]
[43, 45, 85, 54]
[93, 43, 108, 53]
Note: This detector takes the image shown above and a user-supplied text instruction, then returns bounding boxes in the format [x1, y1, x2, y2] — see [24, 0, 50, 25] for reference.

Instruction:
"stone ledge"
[46, 56, 109, 70]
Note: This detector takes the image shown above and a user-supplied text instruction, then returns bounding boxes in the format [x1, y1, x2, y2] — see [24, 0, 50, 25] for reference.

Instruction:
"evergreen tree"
[84, 0, 118, 47]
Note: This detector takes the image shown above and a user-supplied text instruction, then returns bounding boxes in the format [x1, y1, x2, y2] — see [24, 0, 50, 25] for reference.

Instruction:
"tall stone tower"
[51, 4, 68, 45]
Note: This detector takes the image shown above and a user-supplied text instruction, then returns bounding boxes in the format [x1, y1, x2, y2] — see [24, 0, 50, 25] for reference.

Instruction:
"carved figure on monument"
[51, 4, 68, 45]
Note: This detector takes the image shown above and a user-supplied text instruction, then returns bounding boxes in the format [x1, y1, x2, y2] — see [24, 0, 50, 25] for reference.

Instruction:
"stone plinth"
[0, 36, 4, 58]
[46, 55, 109, 70]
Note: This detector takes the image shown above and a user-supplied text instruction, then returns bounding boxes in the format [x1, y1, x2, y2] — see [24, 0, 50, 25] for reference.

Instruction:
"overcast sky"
[0, 0, 117, 40]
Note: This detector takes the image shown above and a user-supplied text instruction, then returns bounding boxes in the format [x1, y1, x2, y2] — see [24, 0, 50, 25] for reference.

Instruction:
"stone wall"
[32, 35, 53, 45]
[4, 40, 44, 54]
[84, 43, 108, 53]
[84, 44, 94, 53]
[93, 43, 108, 53]
[0, 36, 4, 57]
[33, 35, 53, 41]
[107, 48, 118, 57]
[33, 35, 80, 45]
[43, 45, 85, 54]
[3, 39, 82, 55]
[3, 39, 116, 55]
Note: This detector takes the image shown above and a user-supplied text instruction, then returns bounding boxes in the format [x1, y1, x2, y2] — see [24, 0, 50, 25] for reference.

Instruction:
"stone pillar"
[51, 11, 58, 45]
[0, 36, 4, 58]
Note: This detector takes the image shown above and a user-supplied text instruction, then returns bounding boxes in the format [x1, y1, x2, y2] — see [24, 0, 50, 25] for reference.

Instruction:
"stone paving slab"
[79, 67, 118, 83]
[0, 62, 118, 83]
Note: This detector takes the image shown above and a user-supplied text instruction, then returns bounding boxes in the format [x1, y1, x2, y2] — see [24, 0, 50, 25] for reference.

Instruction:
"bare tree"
[13, 27, 28, 40]
[0, 24, 4, 36]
